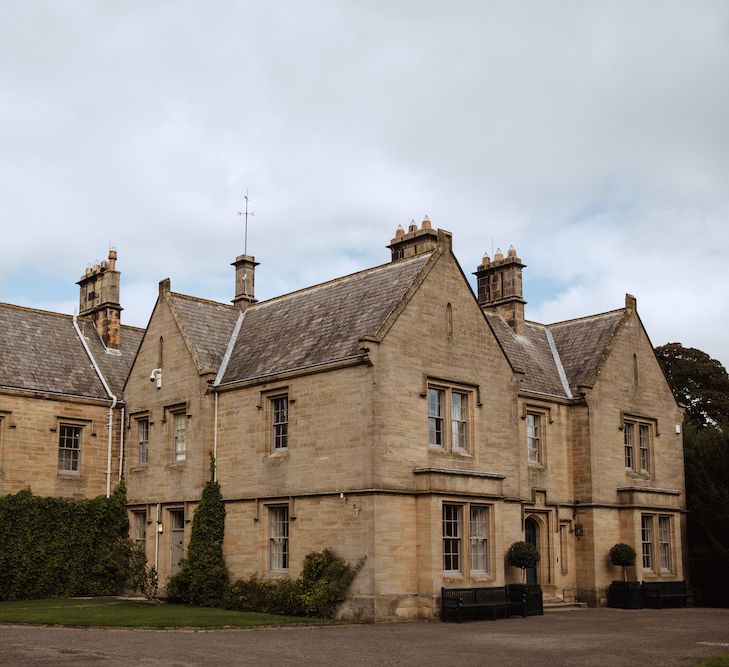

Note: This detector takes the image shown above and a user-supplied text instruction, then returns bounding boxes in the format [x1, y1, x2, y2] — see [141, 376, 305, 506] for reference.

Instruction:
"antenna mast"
[238, 189, 255, 255]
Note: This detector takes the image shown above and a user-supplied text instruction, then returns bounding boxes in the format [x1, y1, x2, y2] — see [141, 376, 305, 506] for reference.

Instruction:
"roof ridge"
[167, 292, 235, 309]
[546, 307, 624, 328]
[0, 302, 77, 320]
[249, 253, 434, 311]
[120, 323, 146, 333]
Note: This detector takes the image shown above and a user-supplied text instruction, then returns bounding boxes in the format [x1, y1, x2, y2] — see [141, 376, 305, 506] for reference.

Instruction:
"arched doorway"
[525, 516, 539, 584]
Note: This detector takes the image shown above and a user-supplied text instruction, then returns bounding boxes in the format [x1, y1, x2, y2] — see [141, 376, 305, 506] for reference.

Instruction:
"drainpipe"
[154, 503, 161, 570]
[213, 392, 219, 482]
[73, 315, 117, 498]
[118, 407, 125, 480]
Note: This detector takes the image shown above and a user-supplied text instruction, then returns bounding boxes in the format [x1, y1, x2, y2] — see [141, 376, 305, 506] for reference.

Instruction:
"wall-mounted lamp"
[572, 503, 584, 539]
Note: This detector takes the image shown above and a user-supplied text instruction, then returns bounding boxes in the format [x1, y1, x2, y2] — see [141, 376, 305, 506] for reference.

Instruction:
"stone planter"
[607, 581, 643, 609]
[507, 583, 544, 616]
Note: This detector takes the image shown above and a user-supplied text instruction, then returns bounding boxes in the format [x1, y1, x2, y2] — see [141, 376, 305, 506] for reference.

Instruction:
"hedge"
[0, 482, 133, 600]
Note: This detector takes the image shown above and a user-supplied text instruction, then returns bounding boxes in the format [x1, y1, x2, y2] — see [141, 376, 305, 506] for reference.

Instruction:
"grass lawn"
[0, 597, 329, 628]
[695, 656, 729, 667]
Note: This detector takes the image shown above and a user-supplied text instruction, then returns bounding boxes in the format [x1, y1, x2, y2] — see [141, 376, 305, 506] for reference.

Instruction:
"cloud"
[1, 0, 728, 367]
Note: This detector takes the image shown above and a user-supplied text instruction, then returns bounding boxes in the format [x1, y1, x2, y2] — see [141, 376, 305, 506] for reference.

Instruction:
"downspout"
[73, 315, 117, 498]
[118, 406, 125, 480]
[155, 503, 161, 570]
[213, 392, 219, 482]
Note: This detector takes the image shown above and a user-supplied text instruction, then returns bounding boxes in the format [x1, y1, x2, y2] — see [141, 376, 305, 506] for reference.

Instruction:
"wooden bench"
[642, 581, 688, 608]
[441, 586, 520, 622]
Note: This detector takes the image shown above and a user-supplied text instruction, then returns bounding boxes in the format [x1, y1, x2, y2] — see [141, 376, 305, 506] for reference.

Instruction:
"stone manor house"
[0, 220, 686, 620]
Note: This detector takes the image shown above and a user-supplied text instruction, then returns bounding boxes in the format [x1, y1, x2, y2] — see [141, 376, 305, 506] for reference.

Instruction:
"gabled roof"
[0, 303, 141, 400]
[83, 322, 144, 396]
[485, 314, 571, 397]
[218, 253, 433, 385]
[549, 309, 624, 391]
[486, 307, 625, 398]
[166, 293, 239, 375]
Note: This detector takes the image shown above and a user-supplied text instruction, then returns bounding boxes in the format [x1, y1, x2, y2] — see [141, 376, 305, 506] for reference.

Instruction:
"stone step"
[543, 600, 588, 611]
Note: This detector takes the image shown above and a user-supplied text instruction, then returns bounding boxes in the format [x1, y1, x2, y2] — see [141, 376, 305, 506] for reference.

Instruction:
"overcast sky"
[1, 1, 728, 368]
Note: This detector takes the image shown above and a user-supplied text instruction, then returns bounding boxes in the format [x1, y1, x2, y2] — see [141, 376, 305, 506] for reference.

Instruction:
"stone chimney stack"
[473, 245, 526, 335]
[232, 254, 259, 309]
[387, 216, 439, 261]
[77, 249, 123, 349]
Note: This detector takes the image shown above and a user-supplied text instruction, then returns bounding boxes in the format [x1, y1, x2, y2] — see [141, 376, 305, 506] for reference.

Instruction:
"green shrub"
[506, 541, 540, 583]
[224, 548, 364, 619]
[609, 543, 637, 581]
[0, 482, 133, 601]
[167, 456, 229, 607]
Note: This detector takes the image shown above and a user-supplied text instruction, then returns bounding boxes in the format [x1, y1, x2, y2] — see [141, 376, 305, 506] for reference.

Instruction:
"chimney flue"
[77, 249, 123, 349]
[473, 244, 526, 335]
[232, 254, 259, 309]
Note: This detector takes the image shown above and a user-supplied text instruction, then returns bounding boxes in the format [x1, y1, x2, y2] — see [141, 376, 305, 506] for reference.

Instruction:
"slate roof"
[166, 293, 239, 374]
[219, 253, 433, 384]
[486, 308, 625, 398]
[549, 310, 624, 391]
[0, 303, 142, 399]
[84, 322, 144, 396]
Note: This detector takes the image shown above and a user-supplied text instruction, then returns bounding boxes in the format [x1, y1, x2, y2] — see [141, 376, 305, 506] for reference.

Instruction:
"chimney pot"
[395, 225, 405, 238]
[507, 245, 517, 258]
[494, 248, 504, 261]
[108, 249, 118, 270]
[421, 215, 432, 230]
[159, 278, 171, 295]
[481, 254, 490, 266]
[408, 221, 418, 233]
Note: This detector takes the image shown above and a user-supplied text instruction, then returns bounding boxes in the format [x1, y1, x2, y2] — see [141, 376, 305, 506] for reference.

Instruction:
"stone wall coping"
[616, 486, 681, 496]
[412, 467, 505, 480]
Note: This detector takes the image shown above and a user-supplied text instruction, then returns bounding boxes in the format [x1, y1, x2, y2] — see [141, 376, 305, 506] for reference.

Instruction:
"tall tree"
[656, 343, 729, 606]
[655, 343, 729, 426]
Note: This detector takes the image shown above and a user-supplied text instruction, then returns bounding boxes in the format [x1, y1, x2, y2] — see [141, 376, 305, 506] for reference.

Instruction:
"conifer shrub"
[166, 455, 229, 607]
[224, 548, 365, 619]
[0, 482, 133, 600]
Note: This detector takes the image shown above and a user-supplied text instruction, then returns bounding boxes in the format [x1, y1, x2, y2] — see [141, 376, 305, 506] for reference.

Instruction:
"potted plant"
[505, 541, 543, 616]
[607, 543, 642, 609]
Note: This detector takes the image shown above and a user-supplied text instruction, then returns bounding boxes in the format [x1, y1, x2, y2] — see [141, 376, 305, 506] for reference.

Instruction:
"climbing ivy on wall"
[0, 482, 133, 600]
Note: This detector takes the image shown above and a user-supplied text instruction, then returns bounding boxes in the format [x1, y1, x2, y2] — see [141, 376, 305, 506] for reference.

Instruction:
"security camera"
[149, 368, 162, 388]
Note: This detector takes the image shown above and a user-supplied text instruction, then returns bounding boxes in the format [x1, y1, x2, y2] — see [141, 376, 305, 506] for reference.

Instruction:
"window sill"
[266, 450, 290, 459]
[528, 462, 547, 470]
[128, 465, 148, 474]
[57, 470, 81, 477]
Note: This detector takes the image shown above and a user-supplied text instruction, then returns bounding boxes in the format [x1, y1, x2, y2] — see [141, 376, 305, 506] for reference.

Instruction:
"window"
[624, 418, 653, 474]
[659, 516, 672, 572]
[269, 505, 289, 571]
[641, 514, 653, 570]
[469, 506, 489, 573]
[442, 504, 462, 573]
[428, 388, 444, 447]
[272, 396, 288, 451]
[624, 422, 634, 470]
[451, 392, 468, 451]
[428, 384, 472, 453]
[133, 511, 147, 551]
[639, 424, 650, 472]
[173, 412, 187, 462]
[527, 413, 542, 464]
[443, 503, 491, 576]
[58, 424, 81, 472]
[138, 418, 149, 466]
[641, 513, 675, 574]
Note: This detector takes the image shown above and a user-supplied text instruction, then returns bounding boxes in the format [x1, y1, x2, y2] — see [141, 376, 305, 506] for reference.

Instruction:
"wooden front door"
[525, 517, 538, 584]
[170, 509, 185, 576]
